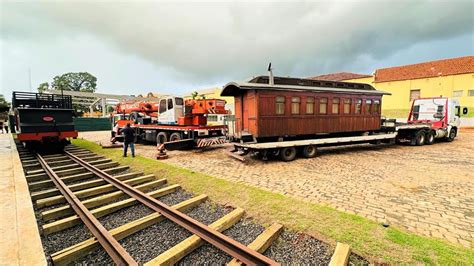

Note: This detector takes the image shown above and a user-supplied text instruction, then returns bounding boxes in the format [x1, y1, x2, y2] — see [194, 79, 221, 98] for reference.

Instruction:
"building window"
[355, 99, 362, 114]
[469, 90, 474, 97]
[343, 99, 351, 114]
[276, 96, 285, 115]
[319, 98, 327, 114]
[453, 90, 463, 97]
[291, 97, 300, 114]
[306, 97, 314, 114]
[410, 89, 420, 102]
[332, 98, 340, 114]
[365, 99, 372, 114]
[373, 100, 380, 114]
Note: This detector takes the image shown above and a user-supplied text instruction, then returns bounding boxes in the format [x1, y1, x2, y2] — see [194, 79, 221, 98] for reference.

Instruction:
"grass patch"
[72, 138, 474, 264]
[382, 109, 409, 118]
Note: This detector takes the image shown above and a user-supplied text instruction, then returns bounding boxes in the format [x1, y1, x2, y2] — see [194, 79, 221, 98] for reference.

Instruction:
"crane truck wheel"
[156, 132, 168, 145]
[169, 132, 182, 142]
[445, 128, 456, 142]
[302, 145, 317, 158]
[279, 147, 297, 161]
[425, 131, 435, 145]
[414, 130, 426, 146]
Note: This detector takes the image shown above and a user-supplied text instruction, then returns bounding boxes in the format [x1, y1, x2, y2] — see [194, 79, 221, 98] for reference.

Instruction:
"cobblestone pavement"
[80, 131, 474, 247]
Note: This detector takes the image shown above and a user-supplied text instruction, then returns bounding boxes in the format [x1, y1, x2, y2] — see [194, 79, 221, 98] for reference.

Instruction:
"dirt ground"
[79, 130, 474, 247]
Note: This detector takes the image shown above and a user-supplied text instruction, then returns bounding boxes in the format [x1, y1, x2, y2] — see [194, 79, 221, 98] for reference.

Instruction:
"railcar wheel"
[279, 147, 297, 161]
[445, 128, 456, 142]
[425, 131, 435, 145]
[169, 132, 182, 142]
[414, 130, 425, 146]
[302, 145, 317, 158]
[156, 132, 169, 145]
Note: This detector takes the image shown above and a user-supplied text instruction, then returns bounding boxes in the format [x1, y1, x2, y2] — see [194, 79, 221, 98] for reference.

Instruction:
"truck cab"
[408, 97, 467, 140]
[157, 96, 184, 125]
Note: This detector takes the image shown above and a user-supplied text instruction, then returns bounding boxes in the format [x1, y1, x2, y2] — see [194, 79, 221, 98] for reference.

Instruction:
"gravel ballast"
[264, 231, 333, 265]
[178, 218, 265, 265]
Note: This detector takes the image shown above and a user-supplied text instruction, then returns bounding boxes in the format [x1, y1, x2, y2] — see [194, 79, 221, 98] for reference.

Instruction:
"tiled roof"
[375, 56, 474, 83]
[308, 72, 372, 81]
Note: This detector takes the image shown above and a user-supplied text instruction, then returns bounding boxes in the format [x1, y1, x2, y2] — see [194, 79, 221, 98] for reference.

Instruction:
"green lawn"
[72, 139, 474, 265]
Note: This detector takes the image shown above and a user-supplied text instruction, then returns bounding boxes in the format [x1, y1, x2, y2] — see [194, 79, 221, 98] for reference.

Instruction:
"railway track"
[17, 144, 285, 265]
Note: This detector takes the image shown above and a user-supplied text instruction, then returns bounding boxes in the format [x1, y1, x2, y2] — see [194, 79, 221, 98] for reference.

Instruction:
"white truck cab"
[409, 97, 467, 140]
[157, 96, 184, 125]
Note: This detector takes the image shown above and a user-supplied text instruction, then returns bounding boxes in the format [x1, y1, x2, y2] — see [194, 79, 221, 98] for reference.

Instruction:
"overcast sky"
[1, 0, 473, 99]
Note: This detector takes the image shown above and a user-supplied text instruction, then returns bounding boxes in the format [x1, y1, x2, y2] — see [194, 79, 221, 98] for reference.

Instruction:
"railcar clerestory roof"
[221, 76, 390, 96]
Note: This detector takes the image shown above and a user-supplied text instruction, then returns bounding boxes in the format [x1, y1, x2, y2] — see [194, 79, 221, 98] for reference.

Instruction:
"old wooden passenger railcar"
[221, 76, 390, 141]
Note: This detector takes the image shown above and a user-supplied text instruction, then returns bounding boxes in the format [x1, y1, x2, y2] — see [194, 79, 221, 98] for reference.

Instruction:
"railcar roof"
[221, 76, 391, 96]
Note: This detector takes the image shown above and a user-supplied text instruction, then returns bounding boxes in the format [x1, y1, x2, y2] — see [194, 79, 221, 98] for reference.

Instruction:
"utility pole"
[28, 68, 32, 92]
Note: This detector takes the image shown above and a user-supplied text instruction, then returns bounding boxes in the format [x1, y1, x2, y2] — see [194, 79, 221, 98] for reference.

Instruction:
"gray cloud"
[2, 0, 473, 86]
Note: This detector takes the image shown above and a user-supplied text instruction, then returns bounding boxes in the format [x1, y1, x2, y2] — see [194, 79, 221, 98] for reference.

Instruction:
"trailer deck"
[234, 132, 397, 150]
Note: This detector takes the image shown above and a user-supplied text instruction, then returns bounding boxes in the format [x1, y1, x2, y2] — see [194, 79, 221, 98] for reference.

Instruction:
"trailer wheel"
[425, 131, 435, 145]
[156, 132, 168, 145]
[413, 130, 425, 146]
[302, 145, 317, 158]
[169, 132, 182, 142]
[446, 128, 456, 142]
[279, 147, 297, 161]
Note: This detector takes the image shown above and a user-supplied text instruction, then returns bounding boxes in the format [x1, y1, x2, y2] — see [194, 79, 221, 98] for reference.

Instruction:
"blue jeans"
[123, 142, 135, 157]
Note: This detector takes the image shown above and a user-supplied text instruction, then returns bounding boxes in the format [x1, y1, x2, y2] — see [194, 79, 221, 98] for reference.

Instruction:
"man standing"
[120, 123, 135, 157]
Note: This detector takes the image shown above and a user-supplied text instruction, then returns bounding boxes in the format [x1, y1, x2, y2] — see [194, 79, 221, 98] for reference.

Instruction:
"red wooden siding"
[235, 90, 382, 138]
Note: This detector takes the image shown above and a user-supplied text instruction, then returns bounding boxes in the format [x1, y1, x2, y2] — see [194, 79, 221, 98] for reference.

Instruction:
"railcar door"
[242, 93, 249, 133]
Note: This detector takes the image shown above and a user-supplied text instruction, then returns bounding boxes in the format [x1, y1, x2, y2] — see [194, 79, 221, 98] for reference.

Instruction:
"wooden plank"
[36, 174, 157, 208]
[41, 173, 154, 221]
[329, 243, 351, 266]
[227, 223, 283, 266]
[30, 172, 143, 200]
[103, 166, 129, 174]
[42, 184, 180, 235]
[51, 194, 207, 265]
[145, 208, 245, 266]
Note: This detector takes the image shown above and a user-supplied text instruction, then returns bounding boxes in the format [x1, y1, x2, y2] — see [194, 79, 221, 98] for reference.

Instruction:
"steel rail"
[65, 150, 279, 266]
[36, 154, 137, 266]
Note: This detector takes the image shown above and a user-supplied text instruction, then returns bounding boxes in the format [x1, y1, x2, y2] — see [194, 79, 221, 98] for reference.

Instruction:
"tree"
[0, 94, 10, 113]
[38, 82, 50, 93]
[51, 72, 97, 92]
[37, 72, 98, 115]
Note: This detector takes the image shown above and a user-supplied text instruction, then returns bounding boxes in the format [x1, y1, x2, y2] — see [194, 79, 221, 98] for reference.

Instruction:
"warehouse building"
[311, 56, 474, 117]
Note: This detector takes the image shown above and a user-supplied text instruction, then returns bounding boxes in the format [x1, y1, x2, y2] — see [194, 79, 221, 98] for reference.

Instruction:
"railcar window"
[306, 97, 314, 114]
[344, 99, 351, 114]
[365, 99, 372, 114]
[319, 98, 327, 114]
[355, 99, 362, 114]
[276, 96, 285, 115]
[291, 97, 300, 114]
[373, 100, 380, 113]
[332, 98, 340, 114]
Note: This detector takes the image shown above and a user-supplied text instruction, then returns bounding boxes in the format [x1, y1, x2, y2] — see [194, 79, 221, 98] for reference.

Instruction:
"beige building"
[312, 56, 474, 117]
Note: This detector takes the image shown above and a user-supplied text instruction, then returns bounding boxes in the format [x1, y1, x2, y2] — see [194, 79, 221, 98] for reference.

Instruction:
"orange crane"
[112, 96, 229, 150]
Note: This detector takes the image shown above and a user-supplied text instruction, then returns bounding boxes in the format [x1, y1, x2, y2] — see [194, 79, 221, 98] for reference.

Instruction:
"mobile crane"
[112, 95, 229, 150]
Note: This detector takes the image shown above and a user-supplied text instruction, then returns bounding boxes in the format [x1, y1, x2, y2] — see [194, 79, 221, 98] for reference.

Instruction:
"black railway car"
[12, 91, 78, 152]
[221, 75, 390, 142]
